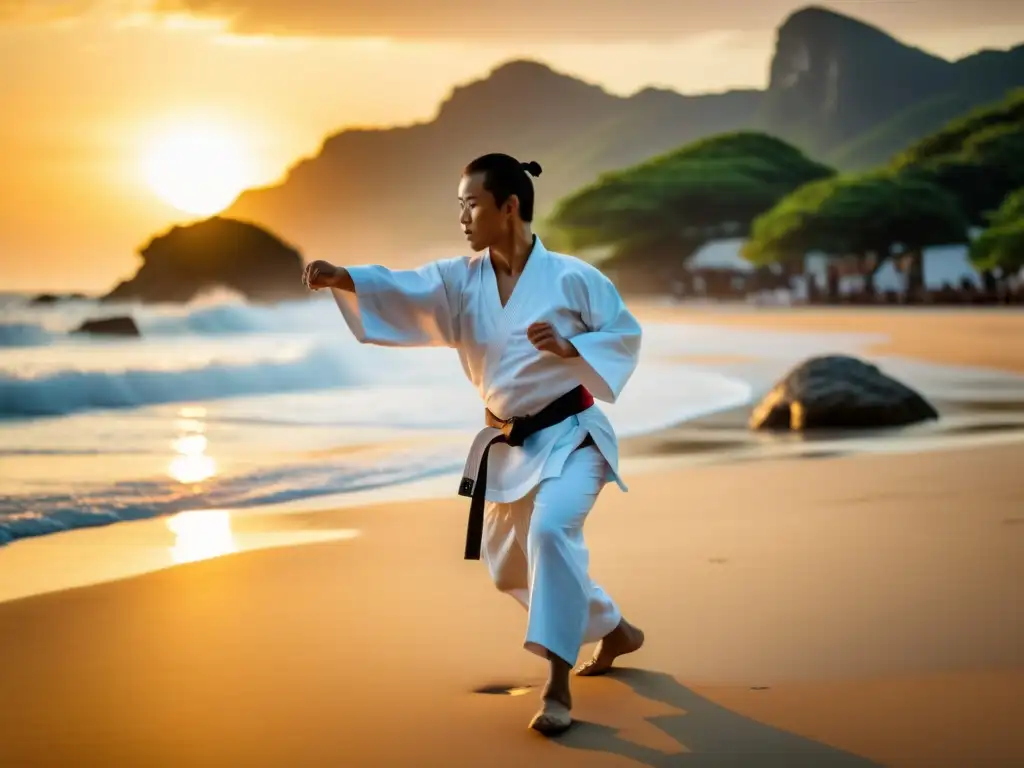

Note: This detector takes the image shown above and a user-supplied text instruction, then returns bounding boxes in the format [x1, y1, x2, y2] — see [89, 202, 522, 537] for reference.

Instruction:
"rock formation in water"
[749, 355, 939, 431]
[72, 316, 141, 337]
[30, 293, 87, 304]
[101, 217, 307, 304]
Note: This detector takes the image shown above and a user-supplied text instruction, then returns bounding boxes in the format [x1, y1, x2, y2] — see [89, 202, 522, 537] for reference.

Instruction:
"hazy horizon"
[2, 0, 1023, 293]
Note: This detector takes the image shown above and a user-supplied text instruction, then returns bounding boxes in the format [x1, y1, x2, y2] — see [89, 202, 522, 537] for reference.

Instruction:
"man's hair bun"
[521, 160, 543, 177]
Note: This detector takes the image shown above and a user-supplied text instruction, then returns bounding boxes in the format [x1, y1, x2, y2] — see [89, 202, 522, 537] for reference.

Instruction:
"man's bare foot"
[530, 653, 573, 736]
[528, 699, 572, 736]
[574, 618, 644, 677]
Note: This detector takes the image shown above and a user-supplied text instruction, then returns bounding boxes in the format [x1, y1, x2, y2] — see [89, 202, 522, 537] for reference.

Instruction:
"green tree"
[743, 172, 970, 300]
[970, 187, 1024, 272]
[545, 132, 834, 289]
[892, 89, 1024, 167]
[891, 90, 1024, 225]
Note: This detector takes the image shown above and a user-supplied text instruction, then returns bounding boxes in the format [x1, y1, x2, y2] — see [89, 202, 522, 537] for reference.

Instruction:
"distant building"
[587, 234, 1002, 303]
[682, 238, 787, 299]
[689, 237, 987, 301]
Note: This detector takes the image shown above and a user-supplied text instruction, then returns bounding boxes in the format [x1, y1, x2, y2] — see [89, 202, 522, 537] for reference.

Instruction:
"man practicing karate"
[302, 153, 645, 736]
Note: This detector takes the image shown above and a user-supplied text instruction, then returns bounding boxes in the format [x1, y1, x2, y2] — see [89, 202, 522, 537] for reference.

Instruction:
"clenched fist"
[303, 260, 341, 290]
[527, 321, 578, 359]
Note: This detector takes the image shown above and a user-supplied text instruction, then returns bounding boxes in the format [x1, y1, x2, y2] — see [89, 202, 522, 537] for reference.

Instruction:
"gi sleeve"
[331, 257, 463, 348]
[568, 269, 643, 403]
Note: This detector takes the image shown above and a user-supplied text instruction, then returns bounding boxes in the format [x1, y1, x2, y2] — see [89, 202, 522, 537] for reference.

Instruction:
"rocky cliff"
[766, 6, 1024, 162]
[226, 60, 764, 265]
[220, 6, 1024, 269]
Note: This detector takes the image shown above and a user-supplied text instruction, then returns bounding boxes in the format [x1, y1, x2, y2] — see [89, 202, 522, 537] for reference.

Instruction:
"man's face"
[458, 172, 515, 252]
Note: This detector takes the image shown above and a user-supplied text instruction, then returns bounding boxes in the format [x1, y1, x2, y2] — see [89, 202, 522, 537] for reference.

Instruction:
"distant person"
[303, 153, 645, 736]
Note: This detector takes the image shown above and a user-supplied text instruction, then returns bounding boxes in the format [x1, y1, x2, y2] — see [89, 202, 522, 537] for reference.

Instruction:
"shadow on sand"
[555, 669, 881, 767]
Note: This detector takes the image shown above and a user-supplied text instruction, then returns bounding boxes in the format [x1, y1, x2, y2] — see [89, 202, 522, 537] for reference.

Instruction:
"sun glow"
[142, 122, 254, 216]
[166, 510, 237, 565]
[168, 406, 217, 484]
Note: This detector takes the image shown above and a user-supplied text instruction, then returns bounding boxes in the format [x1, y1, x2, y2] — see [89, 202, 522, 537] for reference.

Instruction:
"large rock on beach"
[749, 355, 939, 431]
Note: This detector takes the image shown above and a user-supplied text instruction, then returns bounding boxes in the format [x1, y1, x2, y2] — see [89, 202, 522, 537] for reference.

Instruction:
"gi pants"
[481, 443, 622, 666]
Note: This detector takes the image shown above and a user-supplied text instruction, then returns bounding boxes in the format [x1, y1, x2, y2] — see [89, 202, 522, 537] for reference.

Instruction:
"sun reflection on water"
[166, 509, 237, 564]
[168, 406, 217, 484]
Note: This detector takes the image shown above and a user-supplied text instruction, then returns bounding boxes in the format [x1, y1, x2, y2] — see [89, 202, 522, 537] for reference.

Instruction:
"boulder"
[72, 316, 141, 337]
[749, 355, 939, 431]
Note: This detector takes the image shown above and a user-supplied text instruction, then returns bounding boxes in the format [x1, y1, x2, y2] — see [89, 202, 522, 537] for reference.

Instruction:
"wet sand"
[1, 443, 1022, 767]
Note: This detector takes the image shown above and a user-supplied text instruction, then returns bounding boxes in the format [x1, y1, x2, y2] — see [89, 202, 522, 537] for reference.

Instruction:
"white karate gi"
[330, 236, 642, 666]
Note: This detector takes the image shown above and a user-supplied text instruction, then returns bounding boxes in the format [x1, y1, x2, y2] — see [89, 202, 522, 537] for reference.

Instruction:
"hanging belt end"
[457, 476, 474, 497]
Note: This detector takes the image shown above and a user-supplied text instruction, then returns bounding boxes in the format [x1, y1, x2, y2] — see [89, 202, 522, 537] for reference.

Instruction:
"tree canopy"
[742, 172, 970, 267]
[891, 88, 1024, 168]
[545, 132, 834, 269]
[890, 89, 1024, 224]
[970, 187, 1024, 272]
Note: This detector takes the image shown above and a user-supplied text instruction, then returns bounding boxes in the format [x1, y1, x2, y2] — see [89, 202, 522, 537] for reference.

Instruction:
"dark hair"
[463, 153, 543, 222]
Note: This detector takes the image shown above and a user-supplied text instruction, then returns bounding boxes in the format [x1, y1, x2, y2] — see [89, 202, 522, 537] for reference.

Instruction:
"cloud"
[5, 1, 1024, 43]
[149, 1, 1024, 42]
[147, 0, 778, 41]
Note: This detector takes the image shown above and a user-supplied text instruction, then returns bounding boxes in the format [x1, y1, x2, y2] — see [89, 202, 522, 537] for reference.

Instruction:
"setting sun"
[142, 123, 253, 216]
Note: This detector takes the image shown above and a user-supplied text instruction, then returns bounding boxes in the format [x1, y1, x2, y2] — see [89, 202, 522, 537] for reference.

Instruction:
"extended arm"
[304, 258, 463, 348]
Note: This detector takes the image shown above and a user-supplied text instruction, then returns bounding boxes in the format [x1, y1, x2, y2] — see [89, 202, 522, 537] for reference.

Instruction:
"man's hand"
[303, 260, 340, 290]
[527, 322, 579, 359]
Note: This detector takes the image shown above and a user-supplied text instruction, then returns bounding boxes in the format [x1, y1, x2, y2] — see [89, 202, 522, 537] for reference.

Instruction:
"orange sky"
[2, 1, 1023, 292]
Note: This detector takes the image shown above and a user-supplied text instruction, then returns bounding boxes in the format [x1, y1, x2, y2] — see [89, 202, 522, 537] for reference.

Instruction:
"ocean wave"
[0, 314, 789, 548]
[0, 322, 55, 347]
[0, 338, 362, 418]
[138, 298, 331, 337]
[1, 295, 335, 347]
[0, 367, 756, 546]
[0, 445, 464, 545]
[0, 447, 154, 456]
[0, 361, 757, 547]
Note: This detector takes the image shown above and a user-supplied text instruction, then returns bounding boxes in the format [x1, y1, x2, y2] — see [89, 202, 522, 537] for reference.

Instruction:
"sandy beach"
[2, 307, 1024, 767]
[636, 304, 1024, 376]
[6, 0, 1024, 764]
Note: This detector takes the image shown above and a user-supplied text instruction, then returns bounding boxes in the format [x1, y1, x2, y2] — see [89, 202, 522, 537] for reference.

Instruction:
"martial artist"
[303, 153, 645, 736]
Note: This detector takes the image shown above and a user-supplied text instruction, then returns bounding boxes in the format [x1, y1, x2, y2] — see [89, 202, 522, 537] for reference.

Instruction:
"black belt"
[457, 385, 595, 560]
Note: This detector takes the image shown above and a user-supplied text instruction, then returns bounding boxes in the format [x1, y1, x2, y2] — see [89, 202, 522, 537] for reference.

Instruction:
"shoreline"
[4, 305, 1024, 602]
[2, 408, 1023, 605]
